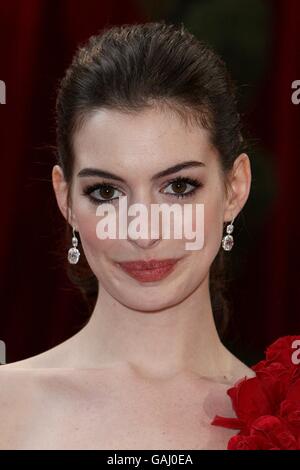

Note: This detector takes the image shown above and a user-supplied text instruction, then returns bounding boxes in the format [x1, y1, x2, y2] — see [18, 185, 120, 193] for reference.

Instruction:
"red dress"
[211, 335, 300, 449]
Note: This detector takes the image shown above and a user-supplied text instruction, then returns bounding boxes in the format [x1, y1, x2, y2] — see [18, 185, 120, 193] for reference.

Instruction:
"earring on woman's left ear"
[221, 217, 235, 251]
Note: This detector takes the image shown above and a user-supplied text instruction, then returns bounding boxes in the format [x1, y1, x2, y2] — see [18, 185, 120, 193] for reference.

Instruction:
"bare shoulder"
[0, 364, 90, 450]
[0, 338, 88, 449]
[227, 352, 256, 383]
[0, 354, 56, 370]
[0, 365, 38, 400]
[0, 332, 80, 370]
[0, 366, 39, 449]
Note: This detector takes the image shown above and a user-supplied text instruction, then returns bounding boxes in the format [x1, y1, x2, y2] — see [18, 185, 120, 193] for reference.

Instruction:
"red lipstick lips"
[117, 258, 180, 282]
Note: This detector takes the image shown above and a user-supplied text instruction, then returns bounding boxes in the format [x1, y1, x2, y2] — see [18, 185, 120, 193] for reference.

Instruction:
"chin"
[113, 287, 179, 312]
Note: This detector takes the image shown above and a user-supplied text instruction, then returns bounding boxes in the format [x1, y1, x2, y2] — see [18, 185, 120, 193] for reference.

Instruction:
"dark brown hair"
[54, 20, 247, 338]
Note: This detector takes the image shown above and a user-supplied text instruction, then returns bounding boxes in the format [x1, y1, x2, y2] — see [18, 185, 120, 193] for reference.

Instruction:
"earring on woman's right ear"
[68, 226, 80, 264]
[221, 217, 235, 251]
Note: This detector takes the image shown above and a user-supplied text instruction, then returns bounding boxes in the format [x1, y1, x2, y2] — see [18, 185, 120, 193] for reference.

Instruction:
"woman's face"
[56, 106, 242, 311]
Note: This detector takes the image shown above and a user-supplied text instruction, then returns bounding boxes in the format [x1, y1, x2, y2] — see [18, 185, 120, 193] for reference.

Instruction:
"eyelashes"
[82, 176, 203, 206]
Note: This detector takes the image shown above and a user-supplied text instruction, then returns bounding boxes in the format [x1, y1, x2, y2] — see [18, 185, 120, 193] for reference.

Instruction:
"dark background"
[0, 0, 299, 366]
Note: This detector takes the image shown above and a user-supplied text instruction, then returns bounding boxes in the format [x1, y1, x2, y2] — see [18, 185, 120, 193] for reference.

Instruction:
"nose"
[128, 236, 160, 249]
[127, 214, 161, 249]
[126, 192, 161, 249]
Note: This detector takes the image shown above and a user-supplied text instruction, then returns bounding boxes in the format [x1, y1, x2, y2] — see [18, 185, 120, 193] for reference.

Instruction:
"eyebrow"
[77, 160, 205, 182]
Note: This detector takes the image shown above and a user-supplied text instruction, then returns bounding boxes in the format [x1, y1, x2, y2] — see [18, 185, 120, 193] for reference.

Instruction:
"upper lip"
[117, 258, 180, 270]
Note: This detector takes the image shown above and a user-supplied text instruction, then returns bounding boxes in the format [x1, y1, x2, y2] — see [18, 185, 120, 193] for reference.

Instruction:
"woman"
[0, 21, 298, 450]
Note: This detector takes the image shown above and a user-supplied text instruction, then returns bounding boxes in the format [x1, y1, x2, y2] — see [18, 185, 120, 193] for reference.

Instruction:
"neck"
[73, 274, 232, 380]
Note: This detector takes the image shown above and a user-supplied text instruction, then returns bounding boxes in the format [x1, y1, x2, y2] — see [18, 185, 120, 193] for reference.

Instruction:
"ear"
[52, 165, 76, 227]
[223, 153, 252, 222]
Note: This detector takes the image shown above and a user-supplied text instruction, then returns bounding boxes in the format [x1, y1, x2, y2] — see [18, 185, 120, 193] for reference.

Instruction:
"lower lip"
[117, 261, 179, 282]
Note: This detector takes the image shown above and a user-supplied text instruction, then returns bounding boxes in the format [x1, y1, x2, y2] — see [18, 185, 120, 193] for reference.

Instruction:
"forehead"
[72, 107, 218, 174]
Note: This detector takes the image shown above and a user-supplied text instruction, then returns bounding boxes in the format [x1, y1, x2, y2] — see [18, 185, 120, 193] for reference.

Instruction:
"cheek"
[75, 203, 117, 259]
[203, 198, 224, 253]
[188, 194, 223, 254]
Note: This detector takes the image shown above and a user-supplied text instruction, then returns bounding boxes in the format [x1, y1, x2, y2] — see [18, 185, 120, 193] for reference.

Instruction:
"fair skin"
[0, 106, 255, 449]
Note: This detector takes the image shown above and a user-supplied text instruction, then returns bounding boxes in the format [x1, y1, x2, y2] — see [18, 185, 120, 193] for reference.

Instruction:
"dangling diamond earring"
[222, 217, 235, 251]
[68, 226, 80, 264]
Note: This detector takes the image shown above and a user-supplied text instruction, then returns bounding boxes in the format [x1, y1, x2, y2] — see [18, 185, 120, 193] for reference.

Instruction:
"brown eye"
[83, 183, 123, 205]
[99, 185, 115, 199]
[171, 181, 187, 194]
[162, 176, 202, 200]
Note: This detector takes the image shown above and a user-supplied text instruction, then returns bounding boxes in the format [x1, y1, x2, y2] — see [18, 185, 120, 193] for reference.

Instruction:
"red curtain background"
[233, 0, 300, 360]
[0, 0, 299, 365]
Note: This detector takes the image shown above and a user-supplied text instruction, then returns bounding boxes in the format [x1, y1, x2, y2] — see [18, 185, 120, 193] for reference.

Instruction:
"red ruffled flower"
[211, 335, 300, 449]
